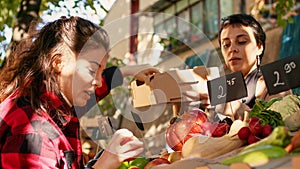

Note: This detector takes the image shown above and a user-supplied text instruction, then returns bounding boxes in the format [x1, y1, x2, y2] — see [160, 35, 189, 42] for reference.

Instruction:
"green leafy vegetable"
[250, 98, 284, 129]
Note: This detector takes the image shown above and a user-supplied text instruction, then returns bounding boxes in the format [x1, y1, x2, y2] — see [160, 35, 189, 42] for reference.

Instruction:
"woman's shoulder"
[255, 76, 289, 102]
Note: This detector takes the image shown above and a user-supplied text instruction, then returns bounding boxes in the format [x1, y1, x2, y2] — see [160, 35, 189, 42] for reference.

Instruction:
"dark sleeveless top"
[244, 68, 262, 108]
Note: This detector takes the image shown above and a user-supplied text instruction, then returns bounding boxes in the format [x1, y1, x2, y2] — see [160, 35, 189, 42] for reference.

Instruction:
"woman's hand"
[119, 64, 160, 82]
[215, 100, 251, 120]
[182, 91, 211, 109]
[181, 66, 211, 109]
[93, 129, 144, 169]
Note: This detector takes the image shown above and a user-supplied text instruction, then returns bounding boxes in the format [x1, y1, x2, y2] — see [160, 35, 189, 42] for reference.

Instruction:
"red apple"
[212, 123, 230, 137]
[144, 158, 170, 169]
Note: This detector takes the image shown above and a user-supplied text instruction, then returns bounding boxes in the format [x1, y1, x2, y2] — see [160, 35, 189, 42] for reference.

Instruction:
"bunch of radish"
[237, 117, 273, 144]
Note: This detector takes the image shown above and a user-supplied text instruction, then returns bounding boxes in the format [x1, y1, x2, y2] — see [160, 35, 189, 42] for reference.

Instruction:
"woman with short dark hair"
[190, 14, 288, 120]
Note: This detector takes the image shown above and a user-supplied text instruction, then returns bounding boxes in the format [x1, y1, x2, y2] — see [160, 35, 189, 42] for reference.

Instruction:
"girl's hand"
[93, 129, 144, 169]
[106, 129, 144, 161]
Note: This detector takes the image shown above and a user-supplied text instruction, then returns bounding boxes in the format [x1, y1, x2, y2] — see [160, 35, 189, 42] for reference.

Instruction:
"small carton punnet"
[130, 67, 210, 108]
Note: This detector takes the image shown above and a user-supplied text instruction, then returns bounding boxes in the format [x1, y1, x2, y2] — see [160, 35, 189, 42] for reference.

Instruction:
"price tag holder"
[260, 55, 300, 95]
[207, 71, 247, 106]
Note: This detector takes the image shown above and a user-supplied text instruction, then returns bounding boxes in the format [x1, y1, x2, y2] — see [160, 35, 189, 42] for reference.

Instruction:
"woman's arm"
[119, 64, 159, 82]
[95, 65, 159, 101]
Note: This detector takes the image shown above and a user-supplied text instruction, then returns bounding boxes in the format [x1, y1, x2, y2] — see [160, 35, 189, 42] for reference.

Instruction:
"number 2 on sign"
[273, 71, 285, 87]
[217, 85, 226, 99]
[273, 61, 296, 87]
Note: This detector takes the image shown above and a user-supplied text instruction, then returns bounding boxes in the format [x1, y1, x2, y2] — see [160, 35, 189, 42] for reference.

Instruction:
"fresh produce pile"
[222, 126, 292, 166]
[181, 119, 246, 159]
[118, 152, 180, 169]
[165, 109, 231, 151]
[117, 94, 300, 169]
[237, 117, 274, 144]
[118, 157, 151, 169]
[251, 94, 300, 131]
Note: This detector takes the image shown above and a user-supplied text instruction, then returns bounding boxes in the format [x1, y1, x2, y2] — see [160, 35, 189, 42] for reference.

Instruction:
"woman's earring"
[256, 55, 262, 75]
[256, 55, 261, 67]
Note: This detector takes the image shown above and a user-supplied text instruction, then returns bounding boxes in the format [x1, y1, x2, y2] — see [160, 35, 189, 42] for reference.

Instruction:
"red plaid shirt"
[0, 66, 123, 169]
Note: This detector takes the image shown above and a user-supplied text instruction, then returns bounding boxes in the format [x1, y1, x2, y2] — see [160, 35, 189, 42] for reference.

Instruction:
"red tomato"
[165, 109, 207, 151]
[144, 158, 170, 169]
[212, 122, 230, 137]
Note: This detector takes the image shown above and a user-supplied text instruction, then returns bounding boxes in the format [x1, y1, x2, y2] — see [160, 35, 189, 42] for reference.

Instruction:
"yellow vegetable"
[182, 120, 246, 159]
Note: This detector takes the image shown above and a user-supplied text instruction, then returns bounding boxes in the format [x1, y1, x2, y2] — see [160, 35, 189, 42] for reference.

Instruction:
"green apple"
[129, 157, 150, 168]
[118, 162, 129, 169]
[118, 157, 150, 169]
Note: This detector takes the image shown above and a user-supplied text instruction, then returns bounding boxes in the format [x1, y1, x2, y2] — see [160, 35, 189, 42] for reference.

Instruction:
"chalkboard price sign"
[260, 56, 300, 95]
[207, 71, 247, 106]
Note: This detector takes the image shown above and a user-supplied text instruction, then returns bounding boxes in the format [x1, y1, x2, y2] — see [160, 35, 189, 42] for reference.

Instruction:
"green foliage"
[158, 36, 180, 50]
[0, 0, 108, 60]
[98, 95, 116, 116]
[0, 0, 20, 41]
[275, 0, 296, 27]
[250, 98, 285, 129]
[251, 98, 282, 114]
[106, 57, 126, 68]
[0, 56, 5, 68]
[253, 0, 298, 28]
[0, 0, 20, 28]
[40, 0, 60, 11]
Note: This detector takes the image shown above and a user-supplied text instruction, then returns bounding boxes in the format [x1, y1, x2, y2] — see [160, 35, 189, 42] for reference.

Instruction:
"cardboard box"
[131, 67, 209, 108]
